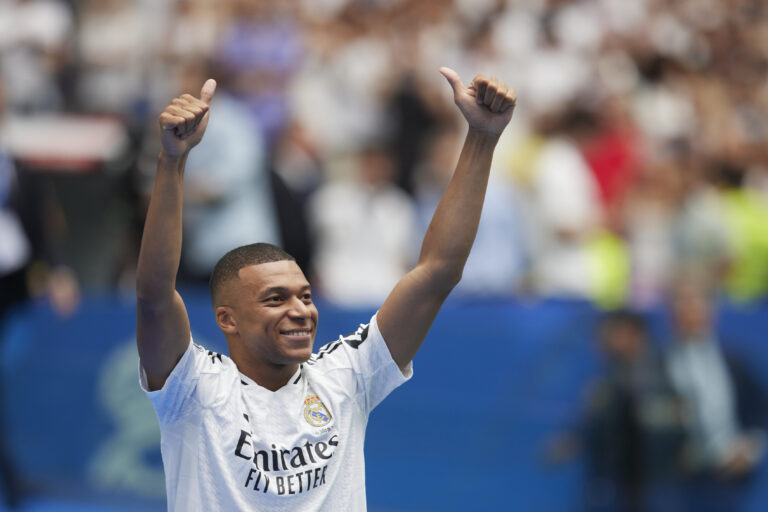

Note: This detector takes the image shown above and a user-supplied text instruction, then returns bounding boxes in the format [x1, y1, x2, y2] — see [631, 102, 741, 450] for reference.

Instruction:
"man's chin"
[282, 346, 313, 364]
[274, 334, 315, 364]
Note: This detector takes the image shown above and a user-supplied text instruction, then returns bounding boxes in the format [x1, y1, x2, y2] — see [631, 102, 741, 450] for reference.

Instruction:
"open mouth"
[280, 329, 313, 349]
[281, 329, 311, 336]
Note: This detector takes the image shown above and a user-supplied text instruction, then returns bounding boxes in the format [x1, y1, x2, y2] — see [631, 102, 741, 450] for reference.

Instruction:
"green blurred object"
[720, 189, 768, 302]
[586, 229, 630, 310]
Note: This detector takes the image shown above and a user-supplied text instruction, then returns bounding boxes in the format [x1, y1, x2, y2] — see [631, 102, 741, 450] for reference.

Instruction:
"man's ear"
[215, 306, 238, 335]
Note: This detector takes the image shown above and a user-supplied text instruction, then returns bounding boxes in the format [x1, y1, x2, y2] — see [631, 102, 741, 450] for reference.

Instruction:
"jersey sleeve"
[308, 313, 413, 415]
[139, 339, 236, 425]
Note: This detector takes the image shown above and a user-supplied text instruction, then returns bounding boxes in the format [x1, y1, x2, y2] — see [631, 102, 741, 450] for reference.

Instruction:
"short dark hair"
[209, 243, 295, 305]
[599, 309, 647, 334]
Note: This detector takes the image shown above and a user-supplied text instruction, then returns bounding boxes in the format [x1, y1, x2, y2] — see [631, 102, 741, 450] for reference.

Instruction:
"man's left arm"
[378, 68, 516, 370]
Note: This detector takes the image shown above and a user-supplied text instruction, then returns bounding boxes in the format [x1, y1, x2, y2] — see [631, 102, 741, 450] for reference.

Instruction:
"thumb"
[200, 78, 217, 105]
[439, 67, 464, 93]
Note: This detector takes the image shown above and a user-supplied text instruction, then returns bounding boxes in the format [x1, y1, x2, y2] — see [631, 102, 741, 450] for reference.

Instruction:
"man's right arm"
[136, 79, 216, 391]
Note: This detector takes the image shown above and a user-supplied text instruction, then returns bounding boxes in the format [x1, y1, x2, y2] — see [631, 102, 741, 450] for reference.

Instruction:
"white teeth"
[284, 330, 310, 336]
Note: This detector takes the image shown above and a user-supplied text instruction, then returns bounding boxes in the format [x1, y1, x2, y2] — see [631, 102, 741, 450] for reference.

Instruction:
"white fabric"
[533, 138, 600, 233]
[76, 2, 155, 113]
[0, 210, 30, 274]
[667, 338, 739, 465]
[289, 37, 390, 153]
[308, 180, 417, 306]
[0, 154, 29, 275]
[530, 138, 600, 298]
[0, 0, 73, 110]
[140, 313, 411, 512]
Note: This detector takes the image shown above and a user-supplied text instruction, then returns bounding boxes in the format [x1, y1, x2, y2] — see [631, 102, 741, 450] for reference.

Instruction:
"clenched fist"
[159, 78, 217, 158]
[440, 68, 516, 136]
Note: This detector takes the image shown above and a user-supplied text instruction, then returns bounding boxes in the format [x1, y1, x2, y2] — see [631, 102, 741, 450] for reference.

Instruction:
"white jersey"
[140, 313, 412, 512]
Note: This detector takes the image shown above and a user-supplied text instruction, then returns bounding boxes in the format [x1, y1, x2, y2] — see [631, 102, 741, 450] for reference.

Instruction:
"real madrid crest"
[303, 394, 332, 427]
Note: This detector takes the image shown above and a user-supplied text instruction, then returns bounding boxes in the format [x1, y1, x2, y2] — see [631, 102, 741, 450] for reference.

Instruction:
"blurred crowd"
[574, 287, 768, 511]
[2, 0, 768, 316]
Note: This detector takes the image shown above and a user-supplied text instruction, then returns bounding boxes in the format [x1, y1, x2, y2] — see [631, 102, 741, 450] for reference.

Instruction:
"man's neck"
[237, 359, 300, 392]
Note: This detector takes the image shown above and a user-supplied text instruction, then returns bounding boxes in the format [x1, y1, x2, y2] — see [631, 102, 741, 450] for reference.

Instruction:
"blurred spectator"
[385, 73, 441, 195]
[622, 156, 685, 308]
[526, 107, 604, 299]
[579, 98, 641, 225]
[289, 7, 390, 156]
[268, 121, 322, 274]
[1, 78, 85, 318]
[217, 0, 303, 143]
[4, 109, 133, 294]
[666, 276, 768, 510]
[583, 310, 685, 512]
[0, 0, 73, 113]
[139, 60, 280, 283]
[0, 81, 27, 507]
[0, 101, 31, 318]
[630, 56, 696, 149]
[270, 121, 323, 203]
[710, 161, 768, 303]
[514, 4, 595, 119]
[308, 141, 417, 307]
[414, 125, 529, 297]
[75, 0, 156, 119]
[671, 155, 732, 297]
[160, 0, 222, 64]
[145, 0, 224, 116]
[3, 0, 768, 308]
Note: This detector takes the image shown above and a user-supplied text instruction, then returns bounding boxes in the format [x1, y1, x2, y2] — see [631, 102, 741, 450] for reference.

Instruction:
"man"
[136, 68, 516, 511]
[665, 277, 767, 510]
[584, 310, 685, 512]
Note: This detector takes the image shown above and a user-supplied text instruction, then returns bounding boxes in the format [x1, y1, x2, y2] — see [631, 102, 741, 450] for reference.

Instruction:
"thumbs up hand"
[440, 68, 516, 137]
[159, 78, 217, 158]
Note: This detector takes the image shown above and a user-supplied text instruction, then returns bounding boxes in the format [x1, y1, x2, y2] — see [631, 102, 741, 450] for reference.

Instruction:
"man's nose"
[287, 296, 311, 318]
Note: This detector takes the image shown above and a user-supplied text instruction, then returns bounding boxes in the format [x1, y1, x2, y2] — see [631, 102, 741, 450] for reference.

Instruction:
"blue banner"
[2, 292, 768, 511]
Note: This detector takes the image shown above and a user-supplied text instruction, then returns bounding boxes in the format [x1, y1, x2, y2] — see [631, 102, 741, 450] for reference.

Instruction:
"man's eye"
[266, 296, 282, 302]
[303, 294, 313, 301]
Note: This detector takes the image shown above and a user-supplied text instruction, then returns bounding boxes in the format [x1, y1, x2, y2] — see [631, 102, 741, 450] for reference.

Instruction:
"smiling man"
[136, 69, 516, 511]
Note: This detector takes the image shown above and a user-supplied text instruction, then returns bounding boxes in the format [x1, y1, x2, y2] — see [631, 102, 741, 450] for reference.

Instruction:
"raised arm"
[377, 68, 516, 370]
[136, 79, 216, 391]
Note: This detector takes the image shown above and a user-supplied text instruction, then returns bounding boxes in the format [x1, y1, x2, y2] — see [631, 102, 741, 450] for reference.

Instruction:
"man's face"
[673, 293, 711, 340]
[601, 323, 645, 363]
[224, 260, 318, 366]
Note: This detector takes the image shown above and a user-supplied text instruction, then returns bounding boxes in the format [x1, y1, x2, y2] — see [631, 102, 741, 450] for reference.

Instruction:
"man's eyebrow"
[261, 285, 311, 296]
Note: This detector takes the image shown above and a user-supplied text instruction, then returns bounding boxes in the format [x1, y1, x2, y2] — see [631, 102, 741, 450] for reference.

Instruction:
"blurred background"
[2, 0, 768, 510]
